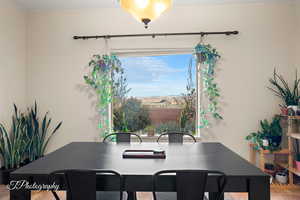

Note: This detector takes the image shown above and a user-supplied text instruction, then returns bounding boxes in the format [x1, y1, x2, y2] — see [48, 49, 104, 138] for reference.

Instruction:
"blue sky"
[120, 54, 194, 97]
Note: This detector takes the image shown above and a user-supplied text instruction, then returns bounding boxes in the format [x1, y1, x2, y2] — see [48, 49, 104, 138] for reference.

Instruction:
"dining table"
[10, 142, 270, 200]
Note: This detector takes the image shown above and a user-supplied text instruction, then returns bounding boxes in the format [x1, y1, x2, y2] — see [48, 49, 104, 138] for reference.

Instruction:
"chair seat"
[96, 191, 127, 200]
[155, 192, 208, 200]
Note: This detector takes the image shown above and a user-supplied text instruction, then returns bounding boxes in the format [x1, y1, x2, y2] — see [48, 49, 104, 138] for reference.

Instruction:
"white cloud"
[120, 56, 185, 83]
[120, 56, 188, 97]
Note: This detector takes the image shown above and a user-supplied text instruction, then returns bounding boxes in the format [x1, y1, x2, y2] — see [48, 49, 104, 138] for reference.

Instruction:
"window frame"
[110, 48, 201, 137]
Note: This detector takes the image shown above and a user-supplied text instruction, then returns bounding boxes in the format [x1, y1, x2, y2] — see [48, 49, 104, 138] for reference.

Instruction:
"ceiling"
[15, 0, 290, 10]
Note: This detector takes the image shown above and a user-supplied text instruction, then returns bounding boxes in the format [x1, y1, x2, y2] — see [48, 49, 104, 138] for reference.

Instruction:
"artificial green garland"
[84, 54, 122, 137]
[194, 44, 223, 128]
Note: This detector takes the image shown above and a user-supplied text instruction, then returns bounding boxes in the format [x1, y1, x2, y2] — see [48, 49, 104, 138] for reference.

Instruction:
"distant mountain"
[137, 95, 185, 108]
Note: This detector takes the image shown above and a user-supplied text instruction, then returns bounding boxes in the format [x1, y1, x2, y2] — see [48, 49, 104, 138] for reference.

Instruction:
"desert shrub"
[183, 120, 196, 135]
[113, 97, 151, 132]
[155, 121, 181, 134]
[155, 120, 195, 135]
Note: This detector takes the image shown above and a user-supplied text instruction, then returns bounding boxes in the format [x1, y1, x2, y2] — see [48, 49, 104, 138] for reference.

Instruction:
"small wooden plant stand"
[249, 143, 294, 188]
[249, 115, 300, 188]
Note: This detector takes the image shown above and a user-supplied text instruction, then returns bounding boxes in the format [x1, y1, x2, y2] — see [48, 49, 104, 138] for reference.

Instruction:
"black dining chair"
[153, 170, 227, 200]
[49, 169, 126, 200]
[103, 132, 142, 143]
[102, 132, 142, 200]
[156, 132, 197, 144]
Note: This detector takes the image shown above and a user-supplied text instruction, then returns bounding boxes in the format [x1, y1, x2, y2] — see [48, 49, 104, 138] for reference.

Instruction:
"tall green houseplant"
[24, 102, 62, 161]
[268, 69, 300, 107]
[0, 105, 28, 169]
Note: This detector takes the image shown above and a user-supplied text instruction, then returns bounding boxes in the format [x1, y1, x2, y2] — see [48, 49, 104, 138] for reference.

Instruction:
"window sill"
[138, 135, 202, 142]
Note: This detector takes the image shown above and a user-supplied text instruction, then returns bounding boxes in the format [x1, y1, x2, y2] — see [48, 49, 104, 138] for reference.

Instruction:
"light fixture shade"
[120, 0, 172, 28]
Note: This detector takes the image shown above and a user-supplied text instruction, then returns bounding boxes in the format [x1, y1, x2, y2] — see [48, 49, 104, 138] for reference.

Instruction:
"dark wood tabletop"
[13, 142, 265, 176]
[10, 142, 270, 200]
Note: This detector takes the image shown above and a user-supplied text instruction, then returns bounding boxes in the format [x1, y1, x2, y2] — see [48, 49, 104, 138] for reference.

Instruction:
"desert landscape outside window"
[112, 54, 197, 136]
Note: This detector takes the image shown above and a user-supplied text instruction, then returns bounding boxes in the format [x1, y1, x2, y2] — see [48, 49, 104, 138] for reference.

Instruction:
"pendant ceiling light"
[120, 0, 172, 28]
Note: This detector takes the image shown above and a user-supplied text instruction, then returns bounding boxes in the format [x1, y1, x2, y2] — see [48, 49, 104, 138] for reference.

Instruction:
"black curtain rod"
[73, 31, 239, 40]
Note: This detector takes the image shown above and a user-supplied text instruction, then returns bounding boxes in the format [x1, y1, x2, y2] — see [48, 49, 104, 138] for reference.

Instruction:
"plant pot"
[281, 107, 289, 116]
[288, 105, 298, 116]
[0, 167, 17, 185]
[262, 139, 269, 147]
[266, 136, 282, 148]
[21, 158, 31, 166]
[275, 172, 288, 184]
[288, 105, 298, 113]
[264, 169, 276, 176]
[264, 163, 276, 177]
[196, 52, 206, 63]
[296, 161, 300, 171]
[147, 130, 155, 137]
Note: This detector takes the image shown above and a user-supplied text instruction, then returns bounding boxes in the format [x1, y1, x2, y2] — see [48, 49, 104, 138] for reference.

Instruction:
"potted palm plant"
[0, 105, 28, 185]
[246, 116, 282, 151]
[268, 69, 300, 115]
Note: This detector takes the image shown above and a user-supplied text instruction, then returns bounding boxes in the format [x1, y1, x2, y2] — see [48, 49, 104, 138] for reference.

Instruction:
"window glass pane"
[113, 54, 196, 136]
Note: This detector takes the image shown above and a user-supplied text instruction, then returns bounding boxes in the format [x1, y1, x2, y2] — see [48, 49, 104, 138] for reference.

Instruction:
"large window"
[112, 54, 198, 136]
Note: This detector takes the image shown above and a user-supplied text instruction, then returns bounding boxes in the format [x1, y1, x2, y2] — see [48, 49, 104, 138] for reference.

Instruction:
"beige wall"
[26, 1, 298, 159]
[296, 1, 300, 66]
[0, 0, 27, 127]
[0, 0, 27, 166]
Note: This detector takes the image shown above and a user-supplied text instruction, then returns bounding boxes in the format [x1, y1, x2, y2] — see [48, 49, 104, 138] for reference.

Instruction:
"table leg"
[66, 190, 72, 200]
[127, 191, 137, 200]
[10, 189, 31, 200]
[248, 177, 270, 200]
[209, 192, 224, 200]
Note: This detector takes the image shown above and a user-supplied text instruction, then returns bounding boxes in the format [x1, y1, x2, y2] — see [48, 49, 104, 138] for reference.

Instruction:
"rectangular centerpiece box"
[123, 150, 166, 159]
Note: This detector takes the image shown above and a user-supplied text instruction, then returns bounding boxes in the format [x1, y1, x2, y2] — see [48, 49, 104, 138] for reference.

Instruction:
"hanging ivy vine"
[84, 54, 122, 137]
[194, 44, 223, 128]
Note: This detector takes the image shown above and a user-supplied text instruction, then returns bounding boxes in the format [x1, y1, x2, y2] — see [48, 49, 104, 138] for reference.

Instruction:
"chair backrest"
[153, 170, 226, 200]
[49, 170, 123, 200]
[157, 132, 197, 144]
[103, 132, 142, 144]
